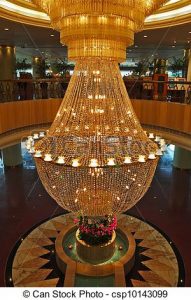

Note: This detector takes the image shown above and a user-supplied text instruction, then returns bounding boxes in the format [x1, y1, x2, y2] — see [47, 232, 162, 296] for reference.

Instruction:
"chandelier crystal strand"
[32, 0, 168, 216]
[34, 58, 158, 216]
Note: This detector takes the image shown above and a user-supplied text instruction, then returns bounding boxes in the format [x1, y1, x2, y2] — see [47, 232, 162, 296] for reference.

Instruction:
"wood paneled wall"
[0, 99, 191, 135]
[0, 99, 61, 134]
[132, 100, 191, 134]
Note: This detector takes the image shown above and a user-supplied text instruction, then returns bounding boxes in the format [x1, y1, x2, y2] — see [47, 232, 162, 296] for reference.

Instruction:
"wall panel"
[0, 99, 191, 136]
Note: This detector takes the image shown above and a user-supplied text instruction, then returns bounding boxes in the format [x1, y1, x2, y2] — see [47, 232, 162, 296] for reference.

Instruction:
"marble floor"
[7, 214, 182, 287]
[0, 146, 191, 286]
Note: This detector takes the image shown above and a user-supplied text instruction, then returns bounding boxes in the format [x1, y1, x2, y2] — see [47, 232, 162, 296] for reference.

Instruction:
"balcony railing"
[0, 79, 68, 102]
[0, 78, 191, 104]
[125, 79, 191, 104]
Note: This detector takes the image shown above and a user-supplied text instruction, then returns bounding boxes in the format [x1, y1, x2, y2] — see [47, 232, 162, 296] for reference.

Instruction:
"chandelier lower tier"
[34, 58, 158, 216]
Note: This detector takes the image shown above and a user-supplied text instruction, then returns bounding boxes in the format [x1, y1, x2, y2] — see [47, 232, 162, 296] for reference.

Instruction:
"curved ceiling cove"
[0, 0, 190, 28]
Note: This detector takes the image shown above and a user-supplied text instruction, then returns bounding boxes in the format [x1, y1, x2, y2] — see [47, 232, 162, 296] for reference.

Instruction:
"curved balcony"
[1, 78, 191, 103]
[0, 79, 191, 150]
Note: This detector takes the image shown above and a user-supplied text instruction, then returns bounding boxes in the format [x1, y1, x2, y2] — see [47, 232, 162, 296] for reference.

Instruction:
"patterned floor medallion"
[5, 214, 185, 287]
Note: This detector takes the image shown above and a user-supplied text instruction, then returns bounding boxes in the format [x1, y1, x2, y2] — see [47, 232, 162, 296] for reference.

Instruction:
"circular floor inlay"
[5, 214, 185, 287]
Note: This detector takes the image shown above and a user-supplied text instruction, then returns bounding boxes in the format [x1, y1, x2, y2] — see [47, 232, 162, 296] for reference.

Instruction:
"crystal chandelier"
[31, 0, 167, 216]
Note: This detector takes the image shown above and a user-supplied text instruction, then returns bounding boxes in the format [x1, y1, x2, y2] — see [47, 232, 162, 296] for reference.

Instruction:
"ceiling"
[0, 17, 190, 64]
[0, 0, 191, 29]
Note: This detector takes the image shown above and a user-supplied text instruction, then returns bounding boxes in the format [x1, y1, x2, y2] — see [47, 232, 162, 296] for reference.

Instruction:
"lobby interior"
[0, 0, 191, 288]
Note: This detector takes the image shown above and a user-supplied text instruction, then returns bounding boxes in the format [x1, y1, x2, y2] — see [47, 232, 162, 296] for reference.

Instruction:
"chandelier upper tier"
[33, 0, 168, 62]
[29, 0, 167, 216]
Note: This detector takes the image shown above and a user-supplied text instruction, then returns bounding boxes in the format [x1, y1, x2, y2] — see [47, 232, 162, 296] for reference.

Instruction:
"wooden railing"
[0, 78, 191, 104]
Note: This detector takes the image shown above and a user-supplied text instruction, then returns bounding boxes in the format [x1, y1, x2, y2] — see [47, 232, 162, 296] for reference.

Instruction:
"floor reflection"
[0, 144, 191, 286]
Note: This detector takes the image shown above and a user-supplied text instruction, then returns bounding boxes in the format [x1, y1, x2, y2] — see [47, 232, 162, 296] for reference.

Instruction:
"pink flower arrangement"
[74, 215, 117, 246]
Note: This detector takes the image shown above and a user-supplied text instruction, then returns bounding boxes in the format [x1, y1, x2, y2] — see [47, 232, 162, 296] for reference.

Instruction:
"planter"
[76, 229, 116, 264]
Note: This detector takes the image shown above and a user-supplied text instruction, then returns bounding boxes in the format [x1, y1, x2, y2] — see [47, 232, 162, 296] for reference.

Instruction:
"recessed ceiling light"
[50, 34, 55, 37]
[172, 45, 175, 48]
[4, 28, 9, 31]
[144, 35, 148, 38]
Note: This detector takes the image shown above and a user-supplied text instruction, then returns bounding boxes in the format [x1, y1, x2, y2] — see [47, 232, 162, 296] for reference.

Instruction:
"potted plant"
[170, 56, 187, 77]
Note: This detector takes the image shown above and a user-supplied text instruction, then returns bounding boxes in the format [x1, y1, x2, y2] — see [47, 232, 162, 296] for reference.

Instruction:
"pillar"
[173, 146, 191, 170]
[2, 144, 23, 167]
[32, 56, 46, 79]
[0, 45, 16, 80]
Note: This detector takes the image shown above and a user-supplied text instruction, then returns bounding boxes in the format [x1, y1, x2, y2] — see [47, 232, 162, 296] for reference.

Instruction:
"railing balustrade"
[125, 79, 191, 103]
[0, 79, 68, 102]
[0, 78, 191, 104]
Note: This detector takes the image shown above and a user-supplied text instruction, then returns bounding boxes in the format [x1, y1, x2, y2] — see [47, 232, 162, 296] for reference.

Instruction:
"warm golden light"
[34, 58, 159, 216]
[30, 0, 168, 216]
[33, 0, 168, 62]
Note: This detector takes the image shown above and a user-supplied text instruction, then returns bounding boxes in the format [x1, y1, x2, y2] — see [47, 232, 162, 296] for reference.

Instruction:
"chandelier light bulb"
[33, 133, 39, 140]
[39, 132, 45, 138]
[72, 159, 80, 167]
[44, 154, 53, 162]
[107, 158, 116, 166]
[34, 150, 42, 158]
[154, 136, 161, 142]
[56, 156, 65, 165]
[148, 153, 156, 160]
[138, 155, 146, 163]
[89, 159, 99, 168]
[149, 133, 155, 139]
[124, 157, 132, 164]
[160, 139, 166, 146]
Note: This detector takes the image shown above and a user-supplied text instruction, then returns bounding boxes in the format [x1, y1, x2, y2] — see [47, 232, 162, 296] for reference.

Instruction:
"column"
[32, 56, 46, 79]
[0, 45, 16, 80]
[2, 144, 23, 168]
[173, 146, 191, 170]
[0, 45, 16, 101]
